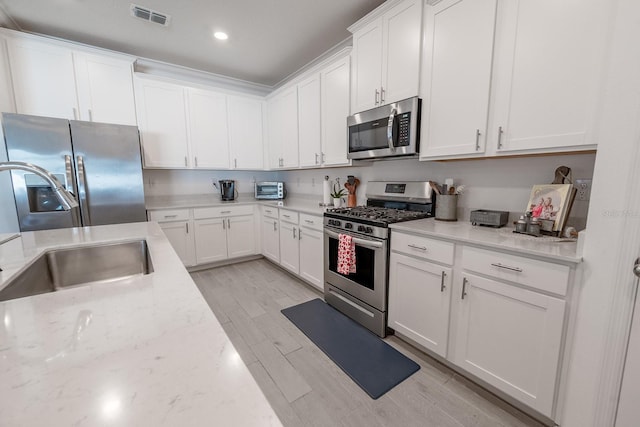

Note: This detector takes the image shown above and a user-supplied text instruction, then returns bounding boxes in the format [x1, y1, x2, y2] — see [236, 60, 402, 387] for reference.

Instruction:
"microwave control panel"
[397, 112, 411, 147]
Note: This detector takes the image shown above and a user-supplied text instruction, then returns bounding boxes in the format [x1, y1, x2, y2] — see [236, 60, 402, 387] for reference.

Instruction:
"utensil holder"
[435, 195, 458, 221]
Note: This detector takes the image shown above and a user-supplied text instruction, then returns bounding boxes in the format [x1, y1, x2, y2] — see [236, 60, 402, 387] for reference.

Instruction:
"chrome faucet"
[0, 161, 79, 210]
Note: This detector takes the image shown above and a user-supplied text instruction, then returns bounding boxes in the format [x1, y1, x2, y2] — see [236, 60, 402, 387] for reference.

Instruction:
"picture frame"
[526, 184, 576, 233]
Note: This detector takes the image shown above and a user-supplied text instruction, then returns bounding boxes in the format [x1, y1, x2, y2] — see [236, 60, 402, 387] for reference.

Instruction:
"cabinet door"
[351, 19, 383, 113]
[159, 220, 195, 266]
[299, 226, 323, 291]
[453, 272, 565, 416]
[227, 214, 256, 258]
[275, 86, 299, 168]
[279, 221, 300, 274]
[134, 78, 189, 168]
[7, 37, 78, 120]
[321, 56, 351, 167]
[261, 217, 280, 262]
[388, 253, 452, 357]
[381, 0, 423, 105]
[74, 52, 137, 125]
[419, 0, 496, 159]
[490, 0, 606, 153]
[297, 74, 322, 168]
[194, 218, 228, 264]
[228, 96, 264, 169]
[187, 89, 229, 169]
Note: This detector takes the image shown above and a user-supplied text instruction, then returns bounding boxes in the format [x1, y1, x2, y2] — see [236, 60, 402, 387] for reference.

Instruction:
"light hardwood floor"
[191, 259, 546, 427]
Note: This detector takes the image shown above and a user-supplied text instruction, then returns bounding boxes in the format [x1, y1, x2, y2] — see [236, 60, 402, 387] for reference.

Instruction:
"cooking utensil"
[344, 176, 360, 207]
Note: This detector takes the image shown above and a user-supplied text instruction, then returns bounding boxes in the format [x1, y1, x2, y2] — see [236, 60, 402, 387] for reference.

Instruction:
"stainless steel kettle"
[218, 179, 237, 201]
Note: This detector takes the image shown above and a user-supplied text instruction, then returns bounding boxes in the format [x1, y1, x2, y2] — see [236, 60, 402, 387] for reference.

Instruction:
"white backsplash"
[142, 152, 596, 230]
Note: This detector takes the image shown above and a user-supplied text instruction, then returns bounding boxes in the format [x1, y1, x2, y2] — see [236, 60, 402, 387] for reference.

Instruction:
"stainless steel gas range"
[323, 181, 436, 337]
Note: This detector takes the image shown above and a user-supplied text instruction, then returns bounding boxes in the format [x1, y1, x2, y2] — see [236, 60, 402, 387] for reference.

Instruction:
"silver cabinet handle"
[234, 158, 238, 168]
[380, 86, 385, 103]
[387, 108, 397, 151]
[475, 129, 481, 151]
[76, 155, 91, 225]
[321, 152, 325, 163]
[221, 210, 231, 214]
[72, 107, 78, 120]
[374, 88, 380, 105]
[283, 214, 290, 218]
[491, 262, 523, 273]
[163, 214, 178, 219]
[293, 227, 297, 239]
[184, 156, 188, 167]
[298, 229, 302, 240]
[497, 126, 504, 149]
[304, 219, 314, 224]
[441, 271, 446, 292]
[227, 218, 231, 229]
[88, 109, 93, 122]
[222, 218, 226, 229]
[194, 157, 198, 167]
[186, 222, 189, 233]
[265, 209, 272, 214]
[408, 244, 427, 251]
[634, 258, 640, 278]
[273, 221, 277, 231]
[315, 153, 319, 164]
[461, 277, 468, 299]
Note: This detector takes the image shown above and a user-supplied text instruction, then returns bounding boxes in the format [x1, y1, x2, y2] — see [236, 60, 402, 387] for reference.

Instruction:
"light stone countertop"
[146, 193, 330, 216]
[390, 219, 582, 264]
[0, 222, 281, 427]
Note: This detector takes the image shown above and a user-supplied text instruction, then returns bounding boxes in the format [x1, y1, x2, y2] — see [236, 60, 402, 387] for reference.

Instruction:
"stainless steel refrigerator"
[2, 113, 146, 231]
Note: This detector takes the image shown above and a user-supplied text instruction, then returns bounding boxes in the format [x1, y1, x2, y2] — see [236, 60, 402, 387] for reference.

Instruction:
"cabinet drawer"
[461, 246, 570, 296]
[148, 209, 190, 222]
[262, 205, 279, 219]
[279, 209, 299, 224]
[391, 231, 454, 265]
[193, 205, 254, 219]
[299, 213, 322, 231]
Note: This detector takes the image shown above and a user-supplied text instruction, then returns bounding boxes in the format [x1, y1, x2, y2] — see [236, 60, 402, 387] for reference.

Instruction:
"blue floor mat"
[281, 298, 420, 399]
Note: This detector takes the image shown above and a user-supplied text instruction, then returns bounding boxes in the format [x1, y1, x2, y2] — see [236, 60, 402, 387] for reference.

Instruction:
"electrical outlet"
[575, 179, 592, 201]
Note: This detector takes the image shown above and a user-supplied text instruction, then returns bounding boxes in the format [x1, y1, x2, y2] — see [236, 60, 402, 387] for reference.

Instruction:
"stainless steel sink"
[0, 239, 154, 302]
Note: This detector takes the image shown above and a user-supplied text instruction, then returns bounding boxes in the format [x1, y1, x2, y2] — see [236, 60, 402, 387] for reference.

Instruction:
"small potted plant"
[330, 182, 346, 208]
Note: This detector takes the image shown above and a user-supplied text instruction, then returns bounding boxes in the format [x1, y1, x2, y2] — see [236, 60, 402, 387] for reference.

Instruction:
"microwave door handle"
[324, 229, 383, 249]
[387, 108, 397, 151]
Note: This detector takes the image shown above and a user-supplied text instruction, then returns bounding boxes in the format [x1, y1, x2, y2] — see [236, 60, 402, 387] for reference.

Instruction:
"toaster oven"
[255, 182, 285, 200]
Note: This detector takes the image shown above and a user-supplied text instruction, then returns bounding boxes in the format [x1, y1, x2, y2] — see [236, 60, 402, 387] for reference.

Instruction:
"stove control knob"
[345, 223, 353, 229]
[365, 227, 373, 234]
[357, 225, 365, 232]
[334, 220, 341, 227]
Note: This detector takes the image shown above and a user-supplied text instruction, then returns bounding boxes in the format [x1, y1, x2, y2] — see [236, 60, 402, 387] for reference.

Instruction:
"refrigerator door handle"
[64, 155, 75, 193]
[76, 155, 91, 226]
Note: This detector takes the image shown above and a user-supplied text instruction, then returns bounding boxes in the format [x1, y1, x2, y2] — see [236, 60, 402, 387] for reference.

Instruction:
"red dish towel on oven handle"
[337, 233, 356, 275]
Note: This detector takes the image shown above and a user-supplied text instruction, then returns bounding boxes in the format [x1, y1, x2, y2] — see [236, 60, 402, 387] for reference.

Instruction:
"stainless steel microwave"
[347, 97, 421, 160]
[255, 182, 286, 200]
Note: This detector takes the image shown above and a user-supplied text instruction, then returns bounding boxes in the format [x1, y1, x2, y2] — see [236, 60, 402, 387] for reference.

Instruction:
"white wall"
[280, 153, 596, 229]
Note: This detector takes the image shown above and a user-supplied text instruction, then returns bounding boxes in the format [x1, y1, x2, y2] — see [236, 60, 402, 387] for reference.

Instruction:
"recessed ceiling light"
[213, 31, 228, 41]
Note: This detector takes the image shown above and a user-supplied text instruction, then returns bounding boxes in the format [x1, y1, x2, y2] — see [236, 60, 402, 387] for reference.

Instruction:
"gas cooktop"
[324, 206, 431, 226]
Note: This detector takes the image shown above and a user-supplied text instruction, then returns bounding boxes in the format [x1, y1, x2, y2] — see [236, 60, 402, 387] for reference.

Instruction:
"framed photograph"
[526, 184, 575, 232]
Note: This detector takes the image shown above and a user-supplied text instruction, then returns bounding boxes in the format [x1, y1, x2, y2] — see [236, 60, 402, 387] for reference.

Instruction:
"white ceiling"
[0, 0, 386, 88]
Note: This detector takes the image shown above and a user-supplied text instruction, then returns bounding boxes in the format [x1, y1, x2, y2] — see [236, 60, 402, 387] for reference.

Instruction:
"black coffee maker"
[218, 180, 237, 201]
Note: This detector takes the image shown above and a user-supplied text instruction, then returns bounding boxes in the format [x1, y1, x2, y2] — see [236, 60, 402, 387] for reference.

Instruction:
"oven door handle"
[324, 229, 384, 249]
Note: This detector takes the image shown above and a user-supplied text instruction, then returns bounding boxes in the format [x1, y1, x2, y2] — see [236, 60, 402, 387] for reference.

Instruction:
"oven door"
[323, 227, 388, 311]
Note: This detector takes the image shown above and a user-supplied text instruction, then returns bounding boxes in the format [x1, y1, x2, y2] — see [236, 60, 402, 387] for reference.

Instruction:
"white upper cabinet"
[419, 0, 497, 159]
[490, 0, 606, 154]
[187, 88, 229, 169]
[320, 55, 351, 167]
[73, 53, 137, 126]
[228, 96, 265, 169]
[420, 0, 608, 160]
[134, 77, 190, 168]
[350, 0, 423, 113]
[297, 74, 322, 168]
[267, 85, 299, 169]
[6, 34, 136, 125]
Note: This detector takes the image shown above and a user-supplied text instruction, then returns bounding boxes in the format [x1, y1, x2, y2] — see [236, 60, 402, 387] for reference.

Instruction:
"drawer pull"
[283, 214, 291, 218]
[163, 214, 178, 219]
[440, 271, 446, 292]
[304, 219, 314, 224]
[265, 209, 272, 214]
[408, 244, 427, 251]
[221, 210, 231, 214]
[461, 277, 468, 299]
[490, 262, 523, 273]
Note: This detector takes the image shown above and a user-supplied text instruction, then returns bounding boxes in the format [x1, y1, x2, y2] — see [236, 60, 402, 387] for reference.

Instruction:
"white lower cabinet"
[193, 218, 227, 264]
[149, 209, 196, 267]
[279, 210, 300, 274]
[453, 272, 565, 416]
[298, 214, 324, 291]
[388, 252, 452, 357]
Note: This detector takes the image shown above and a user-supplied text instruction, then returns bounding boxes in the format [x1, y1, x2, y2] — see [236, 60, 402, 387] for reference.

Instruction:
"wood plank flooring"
[191, 259, 546, 427]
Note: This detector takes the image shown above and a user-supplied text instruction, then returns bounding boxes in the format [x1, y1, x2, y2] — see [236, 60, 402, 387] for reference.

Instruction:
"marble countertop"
[146, 193, 330, 216]
[0, 222, 281, 426]
[390, 219, 582, 264]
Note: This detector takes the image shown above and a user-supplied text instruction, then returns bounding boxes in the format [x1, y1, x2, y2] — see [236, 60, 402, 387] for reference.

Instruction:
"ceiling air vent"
[130, 4, 171, 27]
